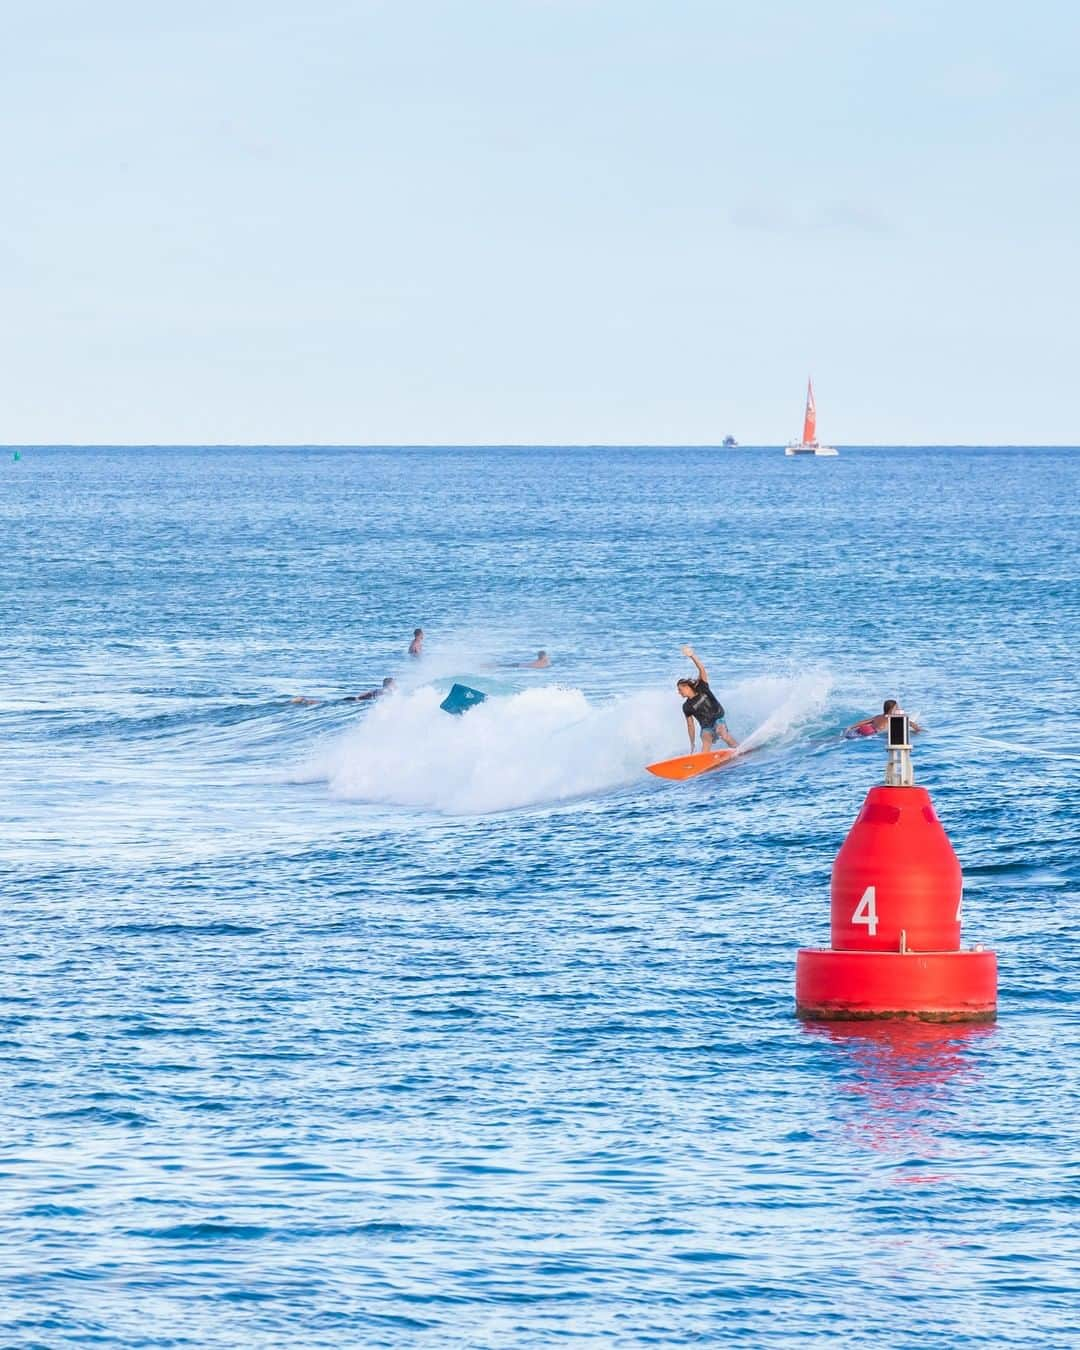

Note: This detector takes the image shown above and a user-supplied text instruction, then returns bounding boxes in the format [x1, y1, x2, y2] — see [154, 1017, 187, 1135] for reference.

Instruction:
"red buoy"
[796, 714, 997, 1022]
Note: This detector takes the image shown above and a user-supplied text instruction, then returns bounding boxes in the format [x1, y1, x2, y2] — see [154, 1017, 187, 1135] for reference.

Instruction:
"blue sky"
[2, 0, 1078, 443]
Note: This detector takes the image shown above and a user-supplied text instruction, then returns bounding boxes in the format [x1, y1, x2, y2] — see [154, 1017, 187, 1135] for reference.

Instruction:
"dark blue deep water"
[1, 446, 1077, 1347]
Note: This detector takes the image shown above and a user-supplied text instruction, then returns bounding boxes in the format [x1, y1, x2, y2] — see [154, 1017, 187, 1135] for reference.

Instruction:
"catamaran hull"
[785, 444, 838, 456]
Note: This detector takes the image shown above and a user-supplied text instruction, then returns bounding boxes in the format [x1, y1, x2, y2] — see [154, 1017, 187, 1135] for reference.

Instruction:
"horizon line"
[5, 442, 1080, 451]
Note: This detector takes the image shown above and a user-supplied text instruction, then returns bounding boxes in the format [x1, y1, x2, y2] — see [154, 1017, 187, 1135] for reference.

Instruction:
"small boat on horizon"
[785, 378, 838, 456]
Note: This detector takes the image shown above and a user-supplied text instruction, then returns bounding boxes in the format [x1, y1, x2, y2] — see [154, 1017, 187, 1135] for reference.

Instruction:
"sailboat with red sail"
[785, 378, 838, 456]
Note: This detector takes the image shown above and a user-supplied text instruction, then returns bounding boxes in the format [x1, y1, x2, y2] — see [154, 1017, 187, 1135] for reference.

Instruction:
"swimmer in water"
[485, 649, 552, 671]
[677, 646, 738, 752]
[408, 628, 424, 658]
[345, 677, 396, 703]
[844, 699, 924, 739]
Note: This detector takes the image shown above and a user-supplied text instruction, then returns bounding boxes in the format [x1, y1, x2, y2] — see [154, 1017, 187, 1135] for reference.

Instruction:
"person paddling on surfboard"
[677, 646, 738, 752]
[292, 677, 397, 706]
[843, 699, 924, 739]
[345, 677, 397, 703]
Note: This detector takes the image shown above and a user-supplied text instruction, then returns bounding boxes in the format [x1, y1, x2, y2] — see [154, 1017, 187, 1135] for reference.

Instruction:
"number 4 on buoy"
[851, 886, 878, 937]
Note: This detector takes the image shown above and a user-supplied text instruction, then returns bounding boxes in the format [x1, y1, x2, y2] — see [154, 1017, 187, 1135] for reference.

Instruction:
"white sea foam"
[296, 670, 833, 815]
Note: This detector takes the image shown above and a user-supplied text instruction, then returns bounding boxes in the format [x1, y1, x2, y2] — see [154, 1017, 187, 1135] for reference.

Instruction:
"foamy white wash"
[299, 672, 833, 814]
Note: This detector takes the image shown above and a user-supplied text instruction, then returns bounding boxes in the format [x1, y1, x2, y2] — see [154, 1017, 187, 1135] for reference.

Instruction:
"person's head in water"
[383, 677, 396, 691]
[414, 629, 423, 640]
[883, 698, 898, 714]
[408, 628, 424, 656]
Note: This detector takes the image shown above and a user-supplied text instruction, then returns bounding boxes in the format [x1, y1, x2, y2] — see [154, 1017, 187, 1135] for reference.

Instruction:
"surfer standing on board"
[677, 646, 738, 752]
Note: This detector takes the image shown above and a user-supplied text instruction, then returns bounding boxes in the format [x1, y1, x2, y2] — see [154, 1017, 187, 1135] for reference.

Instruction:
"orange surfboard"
[646, 748, 742, 781]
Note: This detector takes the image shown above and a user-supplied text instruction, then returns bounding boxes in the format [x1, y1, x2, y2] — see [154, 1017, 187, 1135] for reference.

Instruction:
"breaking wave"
[296, 672, 833, 815]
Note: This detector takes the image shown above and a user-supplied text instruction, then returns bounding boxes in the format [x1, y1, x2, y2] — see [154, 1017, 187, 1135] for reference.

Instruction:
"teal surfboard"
[440, 683, 487, 716]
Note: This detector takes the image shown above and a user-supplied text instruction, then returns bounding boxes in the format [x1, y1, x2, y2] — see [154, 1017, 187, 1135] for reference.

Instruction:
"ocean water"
[0, 444, 1077, 1348]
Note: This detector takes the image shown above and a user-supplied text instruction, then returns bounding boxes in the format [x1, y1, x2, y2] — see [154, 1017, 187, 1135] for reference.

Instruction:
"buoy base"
[795, 948, 997, 1023]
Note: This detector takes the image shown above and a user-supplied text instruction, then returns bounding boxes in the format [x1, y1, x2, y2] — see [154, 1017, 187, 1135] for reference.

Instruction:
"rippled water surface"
[1, 445, 1077, 1346]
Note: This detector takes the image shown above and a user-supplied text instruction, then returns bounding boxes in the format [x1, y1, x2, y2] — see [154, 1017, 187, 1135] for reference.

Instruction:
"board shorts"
[701, 718, 728, 739]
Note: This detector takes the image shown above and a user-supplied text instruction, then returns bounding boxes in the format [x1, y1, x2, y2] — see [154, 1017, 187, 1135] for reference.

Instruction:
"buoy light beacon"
[795, 713, 997, 1022]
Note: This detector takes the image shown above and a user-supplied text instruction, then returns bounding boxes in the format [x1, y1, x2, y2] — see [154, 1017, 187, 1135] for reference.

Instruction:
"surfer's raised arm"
[680, 644, 708, 683]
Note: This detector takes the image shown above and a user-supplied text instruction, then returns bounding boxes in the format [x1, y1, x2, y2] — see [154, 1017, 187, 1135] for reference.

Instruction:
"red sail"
[802, 379, 817, 445]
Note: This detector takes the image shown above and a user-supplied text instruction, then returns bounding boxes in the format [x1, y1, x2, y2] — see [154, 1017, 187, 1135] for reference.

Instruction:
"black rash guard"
[682, 679, 724, 728]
